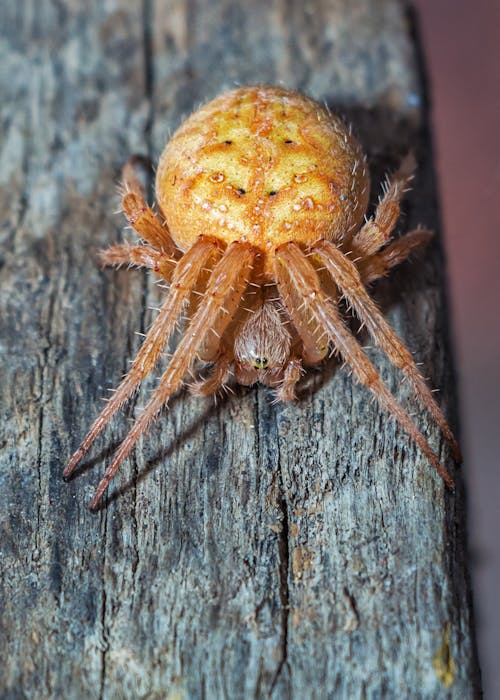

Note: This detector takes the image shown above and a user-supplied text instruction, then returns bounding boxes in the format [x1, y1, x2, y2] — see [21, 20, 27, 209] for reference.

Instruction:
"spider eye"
[253, 357, 268, 370]
[236, 187, 246, 196]
[268, 190, 278, 197]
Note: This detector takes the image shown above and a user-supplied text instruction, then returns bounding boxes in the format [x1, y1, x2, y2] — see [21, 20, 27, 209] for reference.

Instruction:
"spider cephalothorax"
[64, 86, 460, 509]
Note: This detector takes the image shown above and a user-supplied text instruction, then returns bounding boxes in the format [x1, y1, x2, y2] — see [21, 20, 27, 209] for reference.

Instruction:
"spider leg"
[313, 239, 461, 462]
[358, 228, 433, 285]
[63, 235, 221, 480]
[88, 241, 255, 510]
[274, 358, 304, 402]
[233, 362, 259, 386]
[275, 242, 455, 488]
[189, 349, 233, 396]
[278, 261, 329, 364]
[352, 153, 416, 258]
[97, 243, 176, 281]
[120, 156, 177, 256]
[197, 263, 259, 363]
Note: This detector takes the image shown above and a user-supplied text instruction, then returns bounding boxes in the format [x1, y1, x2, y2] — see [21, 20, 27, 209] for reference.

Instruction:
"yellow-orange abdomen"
[156, 86, 369, 264]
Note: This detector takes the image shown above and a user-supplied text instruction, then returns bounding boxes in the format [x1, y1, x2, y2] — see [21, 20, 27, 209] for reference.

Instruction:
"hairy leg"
[98, 243, 176, 281]
[121, 155, 177, 256]
[352, 153, 416, 258]
[89, 241, 255, 509]
[358, 229, 433, 285]
[276, 242, 454, 487]
[189, 350, 233, 396]
[64, 236, 221, 479]
[233, 361, 259, 386]
[277, 258, 329, 364]
[313, 239, 460, 461]
[274, 358, 304, 402]
[197, 263, 257, 363]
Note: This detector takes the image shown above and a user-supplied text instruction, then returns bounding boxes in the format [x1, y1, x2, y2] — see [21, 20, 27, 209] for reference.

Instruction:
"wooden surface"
[0, 1, 481, 698]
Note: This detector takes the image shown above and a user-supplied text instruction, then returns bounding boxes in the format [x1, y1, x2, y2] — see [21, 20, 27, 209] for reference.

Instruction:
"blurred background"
[413, 0, 500, 696]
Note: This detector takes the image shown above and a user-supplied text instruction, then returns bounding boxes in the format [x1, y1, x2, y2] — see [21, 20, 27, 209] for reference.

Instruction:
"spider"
[63, 86, 460, 510]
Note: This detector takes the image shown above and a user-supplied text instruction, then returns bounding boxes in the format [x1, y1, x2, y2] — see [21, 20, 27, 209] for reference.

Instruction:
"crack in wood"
[98, 579, 108, 700]
[270, 484, 291, 695]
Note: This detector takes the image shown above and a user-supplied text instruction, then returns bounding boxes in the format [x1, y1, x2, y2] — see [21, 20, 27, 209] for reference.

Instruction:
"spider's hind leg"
[97, 243, 176, 281]
[120, 155, 177, 256]
[358, 228, 433, 285]
[353, 152, 416, 258]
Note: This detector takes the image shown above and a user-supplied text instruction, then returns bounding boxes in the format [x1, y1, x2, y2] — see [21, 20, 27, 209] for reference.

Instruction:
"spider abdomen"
[156, 86, 369, 265]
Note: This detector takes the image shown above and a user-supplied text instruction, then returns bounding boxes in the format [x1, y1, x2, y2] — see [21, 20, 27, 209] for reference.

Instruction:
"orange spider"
[63, 86, 460, 510]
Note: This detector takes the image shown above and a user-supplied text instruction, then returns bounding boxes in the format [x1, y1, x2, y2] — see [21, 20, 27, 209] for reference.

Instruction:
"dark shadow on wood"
[99, 393, 229, 509]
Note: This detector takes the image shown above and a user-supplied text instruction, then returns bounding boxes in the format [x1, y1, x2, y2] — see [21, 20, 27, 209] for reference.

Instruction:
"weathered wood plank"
[0, 0, 480, 698]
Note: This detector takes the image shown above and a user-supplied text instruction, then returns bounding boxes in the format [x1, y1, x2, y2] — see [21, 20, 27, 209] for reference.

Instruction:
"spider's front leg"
[313, 239, 461, 462]
[63, 236, 222, 480]
[275, 242, 455, 488]
[88, 241, 255, 509]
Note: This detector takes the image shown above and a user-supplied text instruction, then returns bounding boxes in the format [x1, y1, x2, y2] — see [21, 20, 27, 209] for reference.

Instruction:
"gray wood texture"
[0, 1, 481, 698]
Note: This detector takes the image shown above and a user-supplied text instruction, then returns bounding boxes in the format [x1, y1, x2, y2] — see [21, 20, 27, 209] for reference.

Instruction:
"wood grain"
[0, 1, 480, 697]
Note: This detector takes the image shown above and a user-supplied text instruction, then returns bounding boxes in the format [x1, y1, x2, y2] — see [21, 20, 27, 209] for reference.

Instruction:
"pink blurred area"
[413, 0, 500, 695]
